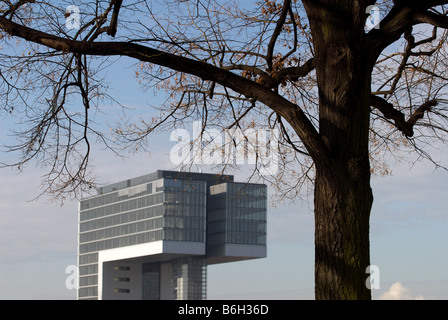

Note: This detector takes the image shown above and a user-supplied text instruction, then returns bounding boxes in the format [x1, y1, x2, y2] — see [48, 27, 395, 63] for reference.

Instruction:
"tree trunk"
[313, 55, 374, 299]
[303, 0, 375, 299]
[314, 160, 373, 300]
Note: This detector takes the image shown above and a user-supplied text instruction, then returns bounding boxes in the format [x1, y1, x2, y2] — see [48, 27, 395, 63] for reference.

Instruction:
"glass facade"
[77, 170, 266, 300]
[208, 182, 267, 249]
[162, 179, 207, 243]
[142, 262, 161, 300]
[172, 257, 207, 300]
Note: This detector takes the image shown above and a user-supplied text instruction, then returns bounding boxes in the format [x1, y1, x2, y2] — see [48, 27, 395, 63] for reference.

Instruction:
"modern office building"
[77, 170, 267, 300]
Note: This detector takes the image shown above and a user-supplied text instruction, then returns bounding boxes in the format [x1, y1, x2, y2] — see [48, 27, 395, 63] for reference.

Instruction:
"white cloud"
[378, 282, 425, 300]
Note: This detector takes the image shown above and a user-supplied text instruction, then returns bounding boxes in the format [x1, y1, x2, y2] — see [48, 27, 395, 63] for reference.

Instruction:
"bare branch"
[371, 95, 439, 137]
[366, 2, 448, 64]
[0, 15, 330, 166]
[107, 0, 123, 37]
[266, 0, 292, 71]
[272, 57, 315, 86]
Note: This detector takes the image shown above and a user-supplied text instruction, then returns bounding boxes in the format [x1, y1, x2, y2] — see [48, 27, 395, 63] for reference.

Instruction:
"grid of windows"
[77, 171, 266, 300]
[80, 205, 164, 232]
[207, 183, 267, 247]
[78, 181, 164, 299]
[80, 183, 154, 211]
[79, 275, 98, 286]
[80, 217, 164, 243]
[172, 257, 207, 300]
[80, 193, 163, 221]
[78, 286, 98, 299]
[79, 230, 164, 254]
[78, 177, 207, 300]
[162, 179, 207, 244]
[142, 263, 161, 300]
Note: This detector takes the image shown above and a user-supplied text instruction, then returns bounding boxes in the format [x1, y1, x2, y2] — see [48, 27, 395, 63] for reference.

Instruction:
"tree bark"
[314, 160, 373, 300]
[303, 0, 374, 299]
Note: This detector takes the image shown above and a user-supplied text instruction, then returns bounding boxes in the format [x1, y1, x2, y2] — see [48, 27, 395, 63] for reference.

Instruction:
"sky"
[0, 127, 447, 300]
[0, 8, 448, 300]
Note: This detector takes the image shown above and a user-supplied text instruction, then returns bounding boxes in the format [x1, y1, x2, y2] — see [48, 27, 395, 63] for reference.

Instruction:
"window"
[114, 266, 130, 271]
[114, 277, 130, 282]
[114, 288, 130, 293]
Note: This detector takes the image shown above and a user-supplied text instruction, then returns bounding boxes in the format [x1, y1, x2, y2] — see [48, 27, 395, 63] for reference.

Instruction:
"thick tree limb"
[370, 95, 438, 137]
[272, 57, 315, 85]
[225, 57, 315, 89]
[107, 0, 122, 37]
[366, 2, 448, 65]
[266, 0, 292, 71]
[0, 15, 330, 165]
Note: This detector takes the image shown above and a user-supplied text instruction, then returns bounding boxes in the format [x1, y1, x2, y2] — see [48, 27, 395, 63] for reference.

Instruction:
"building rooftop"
[97, 170, 234, 195]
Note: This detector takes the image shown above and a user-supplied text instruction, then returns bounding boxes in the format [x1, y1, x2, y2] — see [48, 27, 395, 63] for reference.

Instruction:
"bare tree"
[1, 0, 448, 299]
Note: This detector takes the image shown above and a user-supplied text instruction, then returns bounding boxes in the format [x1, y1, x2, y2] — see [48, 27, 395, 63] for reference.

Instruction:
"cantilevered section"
[77, 170, 267, 300]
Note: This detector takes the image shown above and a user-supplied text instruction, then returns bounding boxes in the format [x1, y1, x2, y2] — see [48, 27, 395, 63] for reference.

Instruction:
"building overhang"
[98, 240, 206, 265]
[206, 244, 267, 265]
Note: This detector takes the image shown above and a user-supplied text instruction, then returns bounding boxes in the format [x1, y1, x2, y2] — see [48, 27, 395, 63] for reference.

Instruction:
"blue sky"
[0, 52, 447, 301]
[0, 131, 447, 300]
